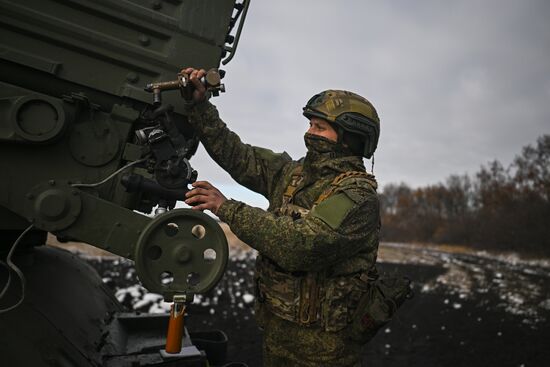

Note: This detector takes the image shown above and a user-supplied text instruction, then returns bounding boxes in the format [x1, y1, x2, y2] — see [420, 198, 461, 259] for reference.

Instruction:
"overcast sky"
[188, 0, 550, 208]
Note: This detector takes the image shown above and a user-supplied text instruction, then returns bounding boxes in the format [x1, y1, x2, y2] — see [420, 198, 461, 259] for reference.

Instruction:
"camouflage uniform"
[187, 100, 380, 367]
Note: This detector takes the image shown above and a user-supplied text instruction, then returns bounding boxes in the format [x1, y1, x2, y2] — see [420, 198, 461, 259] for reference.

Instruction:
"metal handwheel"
[134, 209, 228, 299]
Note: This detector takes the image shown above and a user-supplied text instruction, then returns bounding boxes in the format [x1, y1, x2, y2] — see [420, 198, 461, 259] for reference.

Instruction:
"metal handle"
[221, 0, 250, 65]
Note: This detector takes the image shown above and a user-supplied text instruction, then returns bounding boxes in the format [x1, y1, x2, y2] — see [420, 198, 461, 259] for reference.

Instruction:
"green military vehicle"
[0, 0, 250, 365]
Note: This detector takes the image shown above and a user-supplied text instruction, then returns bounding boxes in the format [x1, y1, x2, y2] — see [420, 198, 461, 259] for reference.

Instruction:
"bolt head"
[126, 72, 139, 83]
[151, 0, 162, 10]
[176, 246, 192, 263]
[138, 34, 150, 46]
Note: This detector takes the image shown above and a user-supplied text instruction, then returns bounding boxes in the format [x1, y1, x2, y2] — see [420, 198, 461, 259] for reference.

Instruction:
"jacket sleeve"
[216, 183, 380, 272]
[186, 101, 292, 198]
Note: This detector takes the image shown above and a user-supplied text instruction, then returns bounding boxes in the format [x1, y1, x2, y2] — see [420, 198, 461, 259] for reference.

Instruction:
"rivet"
[151, 0, 162, 10]
[126, 72, 139, 83]
[48, 180, 56, 186]
[138, 34, 150, 46]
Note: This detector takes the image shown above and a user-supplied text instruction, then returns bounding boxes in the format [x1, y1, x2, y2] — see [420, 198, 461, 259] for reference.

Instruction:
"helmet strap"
[337, 126, 344, 145]
[370, 153, 375, 174]
[363, 135, 372, 159]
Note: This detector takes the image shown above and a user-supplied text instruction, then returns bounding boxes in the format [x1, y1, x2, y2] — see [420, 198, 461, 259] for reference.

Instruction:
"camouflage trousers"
[260, 310, 363, 367]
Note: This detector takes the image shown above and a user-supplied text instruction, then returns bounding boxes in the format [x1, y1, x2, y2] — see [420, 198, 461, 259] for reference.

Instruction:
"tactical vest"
[255, 165, 378, 331]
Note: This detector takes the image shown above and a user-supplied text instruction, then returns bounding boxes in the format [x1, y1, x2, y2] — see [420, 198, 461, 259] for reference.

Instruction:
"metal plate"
[24, 180, 82, 232]
[69, 119, 120, 167]
[134, 209, 228, 298]
[11, 95, 66, 142]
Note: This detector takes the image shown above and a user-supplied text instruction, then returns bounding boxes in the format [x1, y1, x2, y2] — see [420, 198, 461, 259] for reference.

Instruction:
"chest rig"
[276, 165, 308, 219]
[257, 165, 375, 330]
[277, 165, 372, 219]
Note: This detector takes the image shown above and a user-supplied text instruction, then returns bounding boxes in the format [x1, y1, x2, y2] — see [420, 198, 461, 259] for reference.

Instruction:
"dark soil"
[88, 244, 550, 367]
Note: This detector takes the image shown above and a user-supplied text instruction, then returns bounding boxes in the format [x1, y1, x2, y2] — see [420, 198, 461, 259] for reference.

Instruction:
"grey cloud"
[191, 0, 550, 191]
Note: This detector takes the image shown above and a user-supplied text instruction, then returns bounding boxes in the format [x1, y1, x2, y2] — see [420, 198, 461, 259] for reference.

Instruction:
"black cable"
[0, 224, 34, 313]
[71, 157, 148, 188]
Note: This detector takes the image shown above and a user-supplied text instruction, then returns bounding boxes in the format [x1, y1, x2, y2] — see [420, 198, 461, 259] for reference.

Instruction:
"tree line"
[379, 135, 550, 256]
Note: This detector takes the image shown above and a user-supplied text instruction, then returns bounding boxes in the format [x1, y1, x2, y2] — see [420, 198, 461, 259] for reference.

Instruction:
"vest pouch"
[253, 269, 267, 329]
[349, 277, 412, 344]
[255, 259, 301, 323]
[321, 278, 359, 332]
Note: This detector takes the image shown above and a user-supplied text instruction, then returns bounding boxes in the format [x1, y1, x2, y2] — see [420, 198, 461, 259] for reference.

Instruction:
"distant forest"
[379, 135, 550, 256]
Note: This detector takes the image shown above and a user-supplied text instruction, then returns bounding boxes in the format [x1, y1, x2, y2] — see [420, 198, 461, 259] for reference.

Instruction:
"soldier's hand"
[181, 67, 207, 103]
[184, 180, 227, 215]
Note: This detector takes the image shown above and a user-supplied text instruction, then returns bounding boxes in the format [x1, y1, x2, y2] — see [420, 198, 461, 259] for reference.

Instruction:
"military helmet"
[303, 90, 380, 158]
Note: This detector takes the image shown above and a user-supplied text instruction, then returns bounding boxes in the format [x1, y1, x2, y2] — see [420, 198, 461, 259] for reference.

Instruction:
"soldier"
[182, 68, 381, 367]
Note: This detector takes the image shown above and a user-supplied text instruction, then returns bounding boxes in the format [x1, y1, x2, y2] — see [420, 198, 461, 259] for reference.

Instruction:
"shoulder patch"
[310, 192, 355, 230]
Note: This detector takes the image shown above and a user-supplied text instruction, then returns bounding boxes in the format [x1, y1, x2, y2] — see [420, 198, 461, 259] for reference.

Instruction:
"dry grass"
[48, 224, 487, 263]
[46, 222, 252, 258]
[46, 233, 119, 258]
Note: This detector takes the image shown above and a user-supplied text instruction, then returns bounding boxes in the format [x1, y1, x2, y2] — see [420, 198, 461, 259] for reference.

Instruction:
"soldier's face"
[307, 117, 338, 142]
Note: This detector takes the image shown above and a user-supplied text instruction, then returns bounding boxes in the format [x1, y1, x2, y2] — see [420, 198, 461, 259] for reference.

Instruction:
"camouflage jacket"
[187, 101, 380, 329]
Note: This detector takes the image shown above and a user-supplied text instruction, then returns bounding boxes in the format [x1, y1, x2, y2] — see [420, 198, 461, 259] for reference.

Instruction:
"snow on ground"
[83, 241, 550, 367]
[89, 242, 550, 326]
[380, 242, 550, 324]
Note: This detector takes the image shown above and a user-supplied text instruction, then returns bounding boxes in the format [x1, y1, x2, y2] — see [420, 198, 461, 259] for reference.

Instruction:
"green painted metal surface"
[1, 1, 250, 363]
[0, 0, 248, 297]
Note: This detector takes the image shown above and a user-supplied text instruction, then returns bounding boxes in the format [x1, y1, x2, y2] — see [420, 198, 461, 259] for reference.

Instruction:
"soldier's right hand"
[181, 67, 207, 103]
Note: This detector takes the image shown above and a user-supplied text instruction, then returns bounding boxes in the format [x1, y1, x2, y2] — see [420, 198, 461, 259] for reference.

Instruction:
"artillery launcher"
[0, 0, 250, 366]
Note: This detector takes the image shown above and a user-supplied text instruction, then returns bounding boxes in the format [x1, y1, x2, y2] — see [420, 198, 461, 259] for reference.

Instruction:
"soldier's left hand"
[184, 181, 227, 215]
